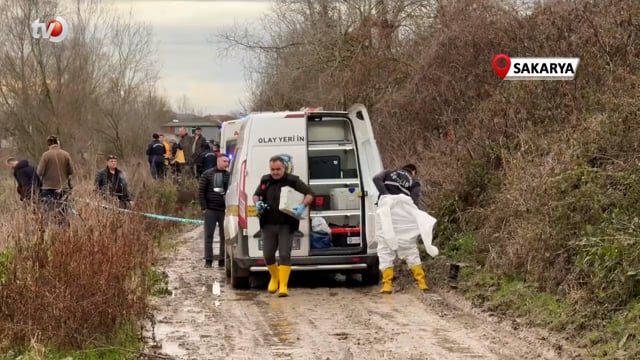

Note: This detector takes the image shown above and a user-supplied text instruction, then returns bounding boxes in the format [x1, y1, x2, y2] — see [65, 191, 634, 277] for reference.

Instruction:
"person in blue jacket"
[146, 133, 166, 179]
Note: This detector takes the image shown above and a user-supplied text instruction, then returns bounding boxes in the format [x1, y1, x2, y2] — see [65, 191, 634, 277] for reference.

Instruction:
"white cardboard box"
[279, 186, 306, 219]
[330, 187, 360, 210]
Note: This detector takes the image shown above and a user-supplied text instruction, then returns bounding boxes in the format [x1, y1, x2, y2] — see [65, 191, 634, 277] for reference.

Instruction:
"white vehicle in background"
[223, 104, 385, 289]
[220, 117, 246, 160]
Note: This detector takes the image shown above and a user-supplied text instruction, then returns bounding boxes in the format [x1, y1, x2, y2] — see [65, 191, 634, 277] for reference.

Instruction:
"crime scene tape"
[72, 198, 205, 225]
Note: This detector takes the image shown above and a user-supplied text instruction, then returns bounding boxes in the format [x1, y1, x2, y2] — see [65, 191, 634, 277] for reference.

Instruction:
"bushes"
[0, 195, 153, 350]
[0, 169, 199, 353]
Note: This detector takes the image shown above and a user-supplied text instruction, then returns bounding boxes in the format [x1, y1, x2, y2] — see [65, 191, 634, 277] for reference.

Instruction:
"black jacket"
[373, 169, 421, 206]
[146, 140, 165, 163]
[13, 160, 41, 200]
[201, 149, 217, 171]
[253, 173, 313, 231]
[95, 167, 131, 203]
[198, 167, 230, 211]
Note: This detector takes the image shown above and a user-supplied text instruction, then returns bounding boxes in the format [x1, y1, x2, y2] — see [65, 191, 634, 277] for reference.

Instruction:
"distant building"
[161, 113, 234, 145]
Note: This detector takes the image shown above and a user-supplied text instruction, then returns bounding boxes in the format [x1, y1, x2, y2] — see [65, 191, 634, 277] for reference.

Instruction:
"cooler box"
[310, 156, 341, 179]
[331, 227, 361, 247]
[279, 186, 305, 219]
[330, 187, 360, 210]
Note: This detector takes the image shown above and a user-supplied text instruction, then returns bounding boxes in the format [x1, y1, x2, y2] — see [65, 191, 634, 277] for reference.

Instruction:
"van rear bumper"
[234, 254, 378, 273]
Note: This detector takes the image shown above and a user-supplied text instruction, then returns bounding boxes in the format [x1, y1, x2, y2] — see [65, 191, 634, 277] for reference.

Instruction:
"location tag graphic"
[492, 54, 511, 80]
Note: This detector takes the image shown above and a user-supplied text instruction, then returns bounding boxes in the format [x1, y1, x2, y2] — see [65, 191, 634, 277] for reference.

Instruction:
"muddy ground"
[143, 226, 583, 360]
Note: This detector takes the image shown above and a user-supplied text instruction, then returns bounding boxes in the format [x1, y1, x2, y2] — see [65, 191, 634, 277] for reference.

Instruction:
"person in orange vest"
[169, 137, 186, 180]
[159, 134, 172, 170]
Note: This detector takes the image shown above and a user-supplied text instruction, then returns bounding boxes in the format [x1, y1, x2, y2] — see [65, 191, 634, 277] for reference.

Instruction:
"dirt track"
[144, 226, 580, 360]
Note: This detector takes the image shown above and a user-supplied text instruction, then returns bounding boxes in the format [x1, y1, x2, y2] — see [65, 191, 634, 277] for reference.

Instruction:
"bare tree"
[0, 0, 169, 161]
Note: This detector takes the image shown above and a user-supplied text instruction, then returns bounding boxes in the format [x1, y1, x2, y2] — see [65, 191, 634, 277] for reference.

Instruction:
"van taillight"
[315, 197, 324, 206]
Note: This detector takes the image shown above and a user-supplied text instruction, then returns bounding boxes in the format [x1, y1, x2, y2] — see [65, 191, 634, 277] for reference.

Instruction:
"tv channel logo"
[31, 16, 69, 43]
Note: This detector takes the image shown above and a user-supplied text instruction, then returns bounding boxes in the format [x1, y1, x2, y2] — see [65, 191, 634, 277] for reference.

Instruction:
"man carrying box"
[253, 154, 313, 297]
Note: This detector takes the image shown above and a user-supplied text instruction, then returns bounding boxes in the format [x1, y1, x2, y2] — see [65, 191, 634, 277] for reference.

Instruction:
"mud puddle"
[143, 226, 581, 360]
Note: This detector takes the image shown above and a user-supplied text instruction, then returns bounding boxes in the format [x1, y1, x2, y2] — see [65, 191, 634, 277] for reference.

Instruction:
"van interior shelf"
[310, 210, 360, 217]
[308, 143, 354, 151]
[308, 178, 359, 185]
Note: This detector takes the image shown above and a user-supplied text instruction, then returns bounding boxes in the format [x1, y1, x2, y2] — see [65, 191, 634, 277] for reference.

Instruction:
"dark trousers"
[151, 161, 165, 179]
[204, 209, 225, 261]
[40, 189, 70, 225]
[195, 164, 203, 178]
[262, 224, 293, 266]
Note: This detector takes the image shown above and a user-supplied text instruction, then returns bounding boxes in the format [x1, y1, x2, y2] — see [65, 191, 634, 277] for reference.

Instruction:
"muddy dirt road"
[144, 226, 579, 360]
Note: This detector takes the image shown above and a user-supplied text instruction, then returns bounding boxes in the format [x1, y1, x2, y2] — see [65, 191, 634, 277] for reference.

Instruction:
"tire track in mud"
[144, 226, 580, 360]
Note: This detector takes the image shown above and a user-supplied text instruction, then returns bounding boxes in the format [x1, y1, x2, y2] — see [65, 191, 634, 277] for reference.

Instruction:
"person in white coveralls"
[373, 164, 438, 294]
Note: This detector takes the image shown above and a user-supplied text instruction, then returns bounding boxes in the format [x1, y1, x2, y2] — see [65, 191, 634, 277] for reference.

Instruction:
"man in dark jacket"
[146, 133, 166, 179]
[200, 143, 217, 175]
[5, 157, 41, 202]
[198, 154, 231, 267]
[253, 154, 314, 297]
[191, 127, 207, 177]
[373, 163, 421, 207]
[95, 155, 133, 209]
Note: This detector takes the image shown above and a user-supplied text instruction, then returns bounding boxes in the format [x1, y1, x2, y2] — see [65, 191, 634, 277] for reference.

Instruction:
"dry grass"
[0, 156, 200, 353]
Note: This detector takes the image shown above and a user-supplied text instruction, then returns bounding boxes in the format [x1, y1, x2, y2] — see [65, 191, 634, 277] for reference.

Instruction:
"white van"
[219, 117, 245, 159]
[223, 104, 385, 288]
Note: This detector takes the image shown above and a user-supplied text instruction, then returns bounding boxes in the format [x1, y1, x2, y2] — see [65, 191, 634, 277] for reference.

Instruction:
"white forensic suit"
[375, 193, 438, 293]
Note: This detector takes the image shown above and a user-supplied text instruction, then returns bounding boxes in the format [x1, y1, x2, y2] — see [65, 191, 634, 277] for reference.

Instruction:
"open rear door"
[348, 104, 385, 250]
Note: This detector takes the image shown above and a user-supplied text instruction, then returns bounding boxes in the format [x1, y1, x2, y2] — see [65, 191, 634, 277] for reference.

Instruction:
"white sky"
[110, 0, 272, 115]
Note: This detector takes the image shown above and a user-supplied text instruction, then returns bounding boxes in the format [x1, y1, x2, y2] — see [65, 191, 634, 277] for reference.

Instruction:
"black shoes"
[205, 260, 213, 268]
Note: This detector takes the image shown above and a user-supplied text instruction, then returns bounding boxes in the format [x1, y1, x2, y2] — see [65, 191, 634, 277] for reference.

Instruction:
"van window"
[226, 139, 237, 159]
[228, 145, 240, 177]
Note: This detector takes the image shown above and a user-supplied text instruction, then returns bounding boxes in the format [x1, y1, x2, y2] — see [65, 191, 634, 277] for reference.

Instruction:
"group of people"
[146, 127, 221, 180]
[5, 135, 133, 223]
[202, 151, 434, 298]
[7, 135, 434, 296]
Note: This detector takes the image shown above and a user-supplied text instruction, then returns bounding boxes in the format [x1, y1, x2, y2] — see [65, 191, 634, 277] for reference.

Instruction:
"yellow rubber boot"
[278, 265, 292, 297]
[267, 264, 279, 294]
[380, 268, 393, 294]
[410, 264, 429, 291]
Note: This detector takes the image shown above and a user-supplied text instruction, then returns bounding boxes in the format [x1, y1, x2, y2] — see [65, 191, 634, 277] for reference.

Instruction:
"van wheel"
[361, 266, 381, 286]
[229, 259, 250, 289]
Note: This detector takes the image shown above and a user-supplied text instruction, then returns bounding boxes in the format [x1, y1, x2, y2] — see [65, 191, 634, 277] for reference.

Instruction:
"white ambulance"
[222, 104, 384, 289]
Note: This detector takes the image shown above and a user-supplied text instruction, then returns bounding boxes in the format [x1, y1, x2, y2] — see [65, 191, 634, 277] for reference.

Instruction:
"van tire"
[229, 258, 250, 289]
[361, 266, 381, 286]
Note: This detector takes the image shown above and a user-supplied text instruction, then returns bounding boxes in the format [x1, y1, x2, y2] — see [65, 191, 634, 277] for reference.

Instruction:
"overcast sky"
[110, 0, 271, 115]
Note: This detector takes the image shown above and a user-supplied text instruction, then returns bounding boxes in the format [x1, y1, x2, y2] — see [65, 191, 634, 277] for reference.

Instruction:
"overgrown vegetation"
[0, 161, 200, 358]
[220, 0, 640, 357]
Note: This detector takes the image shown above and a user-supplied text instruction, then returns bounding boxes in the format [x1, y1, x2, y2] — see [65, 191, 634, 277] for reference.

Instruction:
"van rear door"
[347, 104, 385, 250]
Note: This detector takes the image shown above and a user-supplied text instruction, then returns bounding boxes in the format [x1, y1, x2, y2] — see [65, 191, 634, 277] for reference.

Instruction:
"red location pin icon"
[492, 54, 511, 80]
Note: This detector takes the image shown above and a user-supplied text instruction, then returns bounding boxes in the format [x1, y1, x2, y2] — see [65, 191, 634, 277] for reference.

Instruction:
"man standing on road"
[178, 127, 194, 176]
[5, 157, 41, 203]
[192, 127, 207, 177]
[146, 133, 166, 179]
[373, 164, 438, 294]
[37, 135, 74, 221]
[95, 155, 134, 209]
[253, 154, 313, 297]
[198, 154, 231, 268]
